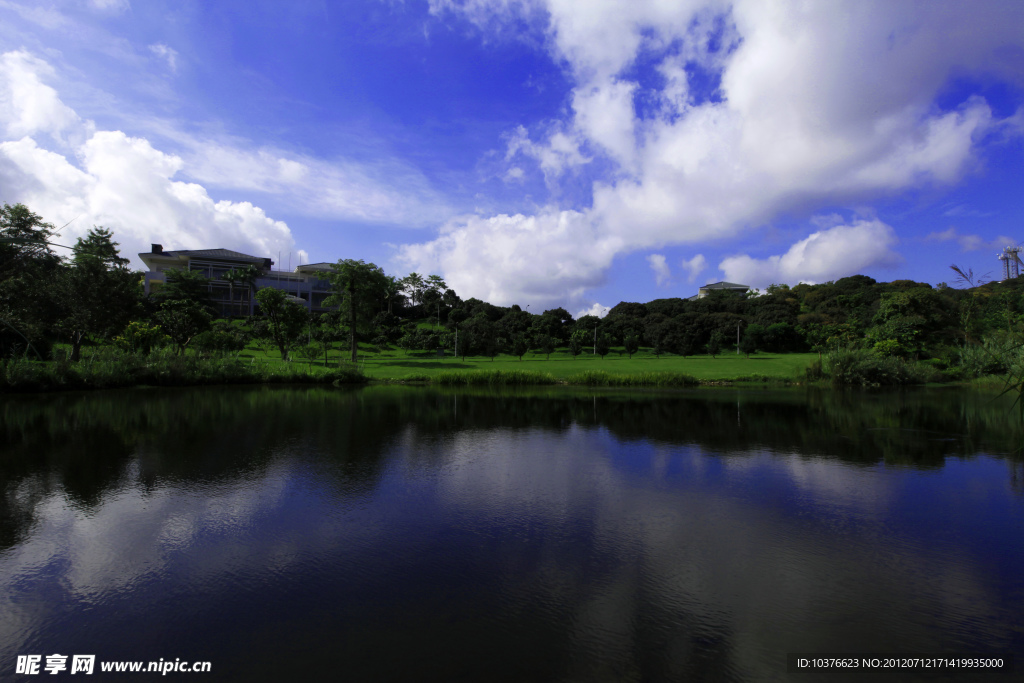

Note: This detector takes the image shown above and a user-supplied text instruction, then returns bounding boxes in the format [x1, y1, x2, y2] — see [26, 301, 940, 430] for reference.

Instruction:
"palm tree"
[223, 264, 262, 316]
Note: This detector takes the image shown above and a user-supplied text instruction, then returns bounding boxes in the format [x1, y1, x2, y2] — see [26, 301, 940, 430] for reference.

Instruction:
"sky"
[1, 0, 1022, 317]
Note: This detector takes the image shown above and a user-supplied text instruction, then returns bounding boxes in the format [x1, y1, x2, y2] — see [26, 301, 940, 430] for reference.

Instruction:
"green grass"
[352, 346, 818, 383]
[9, 339, 814, 393]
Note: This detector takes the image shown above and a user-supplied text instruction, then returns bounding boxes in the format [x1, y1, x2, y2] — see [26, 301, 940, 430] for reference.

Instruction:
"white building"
[139, 245, 335, 317]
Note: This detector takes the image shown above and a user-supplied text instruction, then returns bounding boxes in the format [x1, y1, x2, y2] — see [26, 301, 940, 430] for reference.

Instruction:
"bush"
[957, 335, 1024, 378]
[823, 348, 944, 386]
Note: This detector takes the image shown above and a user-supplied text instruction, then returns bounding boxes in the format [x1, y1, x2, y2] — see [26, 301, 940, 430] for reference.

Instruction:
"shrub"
[823, 348, 944, 386]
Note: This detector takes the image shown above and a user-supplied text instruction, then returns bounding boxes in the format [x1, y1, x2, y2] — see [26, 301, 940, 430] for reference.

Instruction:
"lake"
[1, 385, 1022, 681]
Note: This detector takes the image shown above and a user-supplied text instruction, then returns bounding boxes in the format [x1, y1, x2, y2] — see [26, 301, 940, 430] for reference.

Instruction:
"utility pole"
[737, 322, 740, 354]
[593, 325, 597, 355]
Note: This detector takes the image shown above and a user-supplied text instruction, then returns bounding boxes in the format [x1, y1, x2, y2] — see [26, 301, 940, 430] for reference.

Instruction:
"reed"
[563, 370, 699, 387]
[432, 369, 558, 386]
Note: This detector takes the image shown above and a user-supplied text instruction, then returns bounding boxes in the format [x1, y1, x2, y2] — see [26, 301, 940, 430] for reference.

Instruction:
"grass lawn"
[355, 348, 818, 382]
[235, 340, 817, 383]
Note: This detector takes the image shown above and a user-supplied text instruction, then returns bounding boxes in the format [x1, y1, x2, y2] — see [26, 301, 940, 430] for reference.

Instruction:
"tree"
[381, 275, 404, 314]
[254, 288, 307, 360]
[739, 332, 758, 358]
[0, 203, 62, 357]
[623, 333, 640, 359]
[312, 312, 340, 365]
[595, 333, 610, 359]
[155, 300, 212, 355]
[221, 263, 262, 316]
[151, 268, 215, 312]
[325, 259, 387, 363]
[536, 333, 555, 360]
[52, 227, 141, 360]
[512, 335, 529, 360]
[569, 329, 588, 359]
[707, 329, 725, 358]
[401, 272, 426, 307]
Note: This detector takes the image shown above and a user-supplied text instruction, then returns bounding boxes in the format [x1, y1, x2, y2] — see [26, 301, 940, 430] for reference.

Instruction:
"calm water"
[1, 385, 1023, 681]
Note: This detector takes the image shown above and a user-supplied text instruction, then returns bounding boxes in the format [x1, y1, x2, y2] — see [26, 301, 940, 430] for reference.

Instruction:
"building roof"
[700, 281, 749, 290]
[160, 248, 266, 262]
[296, 262, 334, 272]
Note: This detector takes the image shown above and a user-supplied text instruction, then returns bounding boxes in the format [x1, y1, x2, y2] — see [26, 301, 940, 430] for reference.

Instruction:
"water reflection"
[0, 386, 1022, 681]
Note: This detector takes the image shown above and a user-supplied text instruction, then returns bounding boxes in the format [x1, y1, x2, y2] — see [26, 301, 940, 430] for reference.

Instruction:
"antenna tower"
[997, 245, 1023, 280]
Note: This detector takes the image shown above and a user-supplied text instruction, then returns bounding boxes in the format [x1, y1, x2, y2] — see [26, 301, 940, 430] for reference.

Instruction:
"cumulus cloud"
[0, 50, 297, 266]
[398, 208, 621, 308]
[505, 124, 590, 185]
[0, 51, 84, 145]
[405, 0, 1024, 306]
[718, 219, 903, 289]
[647, 253, 670, 286]
[574, 302, 610, 319]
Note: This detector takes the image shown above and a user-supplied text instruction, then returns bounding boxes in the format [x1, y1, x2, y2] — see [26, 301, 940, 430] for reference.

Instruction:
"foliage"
[536, 333, 556, 360]
[0, 348, 366, 393]
[192, 321, 249, 357]
[511, 335, 529, 360]
[113, 321, 168, 356]
[150, 268, 214, 311]
[155, 300, 213, 355]
[51, 227, 142, 360]
[326, 259, 388, 362]
[0, 203, 61, 357]
[254, 288, 307, 361]
[822, 348, 945, 386]
[706, 330, 724, 357]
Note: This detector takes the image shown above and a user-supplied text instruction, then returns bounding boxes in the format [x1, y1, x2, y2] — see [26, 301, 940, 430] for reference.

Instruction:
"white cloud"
[718, 219, 903, 289]
[398, 208, 622, 308]
[182, 141, 451, 227]
[574, 302, 610, 319]
[0, 51, 297, 267]
[148, 43, 178, 72]
[505, 124, 590, 185]
[942, 204, 994, 218]
[647, 253, 670, 286]
[407, 0, 1024, 306]
[88, 0, 130, 13]
[0, 51, 84, 145]
[925, 227, 1015, 253]
[680, 254, 706, 284]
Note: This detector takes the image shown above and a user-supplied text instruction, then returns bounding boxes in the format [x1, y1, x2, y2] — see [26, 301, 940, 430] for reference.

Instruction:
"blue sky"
[1, 0, 1022, 316]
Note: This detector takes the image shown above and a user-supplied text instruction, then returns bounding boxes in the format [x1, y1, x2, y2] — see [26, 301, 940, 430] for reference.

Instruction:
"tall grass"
[0, 348, 365, 393]
[432, 369, 557, 386]
[430, 368, 700, 387]
[563, 370, 699, 387]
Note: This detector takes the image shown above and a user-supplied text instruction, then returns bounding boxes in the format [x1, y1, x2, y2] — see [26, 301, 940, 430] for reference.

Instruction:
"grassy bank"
[14, 341, 977, 393]
[0, 349, 366, 393]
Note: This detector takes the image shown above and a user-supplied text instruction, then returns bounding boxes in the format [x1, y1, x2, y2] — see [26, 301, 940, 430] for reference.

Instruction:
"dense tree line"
[5, 201, 1024, 368]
